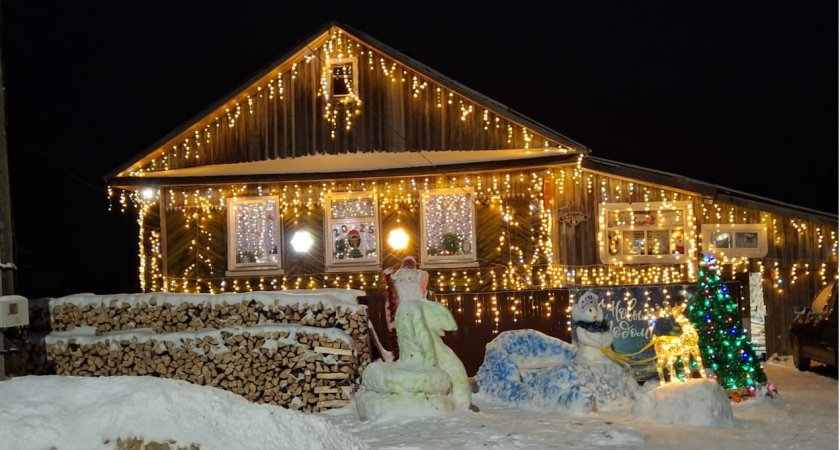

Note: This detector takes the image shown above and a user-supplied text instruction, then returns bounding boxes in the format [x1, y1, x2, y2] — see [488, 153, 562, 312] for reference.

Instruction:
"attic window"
[328, 57, 358, 99]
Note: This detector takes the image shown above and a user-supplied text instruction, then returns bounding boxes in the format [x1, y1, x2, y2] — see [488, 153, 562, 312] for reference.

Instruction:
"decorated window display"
[326, 193, 379, 267]
[420, 188, 477, 266]
[226, 196, 281, 272]
[599, 201, 693, 264]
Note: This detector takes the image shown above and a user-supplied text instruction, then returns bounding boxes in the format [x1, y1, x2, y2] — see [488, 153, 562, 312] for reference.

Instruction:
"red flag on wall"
[543, 172, 553, 210]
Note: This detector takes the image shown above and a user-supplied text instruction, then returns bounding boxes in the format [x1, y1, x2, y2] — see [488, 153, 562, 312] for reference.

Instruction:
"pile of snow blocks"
[476, 329, 638, 415]
[45, 290, 369, 413]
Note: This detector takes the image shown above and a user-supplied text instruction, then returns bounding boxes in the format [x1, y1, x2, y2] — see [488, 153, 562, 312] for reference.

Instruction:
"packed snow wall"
[45, 290, 370, 412]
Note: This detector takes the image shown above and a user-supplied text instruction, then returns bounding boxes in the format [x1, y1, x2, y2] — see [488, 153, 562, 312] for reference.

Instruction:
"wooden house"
[106, 22, 838, 375]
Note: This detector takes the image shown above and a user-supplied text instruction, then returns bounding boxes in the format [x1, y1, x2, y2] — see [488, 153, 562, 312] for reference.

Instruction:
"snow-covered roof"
[120, 148, 572, 180]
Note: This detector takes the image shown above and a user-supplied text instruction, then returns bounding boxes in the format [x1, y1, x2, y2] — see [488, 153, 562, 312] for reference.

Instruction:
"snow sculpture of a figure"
[476, 291, 639, 415]
[571, 292, 615, 363]
[356, 256, 471, 420]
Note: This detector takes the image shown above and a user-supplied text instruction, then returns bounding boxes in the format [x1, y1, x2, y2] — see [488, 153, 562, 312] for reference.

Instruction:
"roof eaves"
[585, 155, 838, 225]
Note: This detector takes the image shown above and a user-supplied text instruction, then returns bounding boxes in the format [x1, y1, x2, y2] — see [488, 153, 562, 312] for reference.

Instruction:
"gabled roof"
[337, 22, 591, 154]
[107, 21, 590, 180]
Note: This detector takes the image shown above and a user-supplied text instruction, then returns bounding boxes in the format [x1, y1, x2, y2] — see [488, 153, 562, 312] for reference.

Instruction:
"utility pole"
[0, 0, 13, 381]
[0, 0, 13, 298]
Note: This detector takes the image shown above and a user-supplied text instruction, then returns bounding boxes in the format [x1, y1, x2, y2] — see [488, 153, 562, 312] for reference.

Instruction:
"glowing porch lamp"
[291, 231, 314, 253]
[387, 228, 409, 251]
[140, 187, 156, 200]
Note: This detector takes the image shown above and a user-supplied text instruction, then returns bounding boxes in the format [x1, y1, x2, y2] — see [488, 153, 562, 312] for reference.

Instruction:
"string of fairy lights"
[111, 162, 838, 309]
[125, 28, 563, 177]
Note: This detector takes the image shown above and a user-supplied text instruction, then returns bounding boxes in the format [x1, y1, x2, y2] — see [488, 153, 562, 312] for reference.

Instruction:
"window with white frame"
[701, 223, 768, 258]
[226, 196, 282, 273]
[599, 201, 692, 264]
[328, 57, 358, 100]
[421, 188, 477, 266]
[325, 192, 380, 267]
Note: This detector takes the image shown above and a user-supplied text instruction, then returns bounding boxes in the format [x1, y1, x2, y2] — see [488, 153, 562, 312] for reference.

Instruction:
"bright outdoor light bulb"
[387, 228, 409, 250]
[291, 231, 314, 253]
[141, 187, 156, 200]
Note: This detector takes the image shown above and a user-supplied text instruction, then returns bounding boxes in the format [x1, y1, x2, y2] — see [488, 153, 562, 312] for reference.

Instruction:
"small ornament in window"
[347, 229, 363, 259]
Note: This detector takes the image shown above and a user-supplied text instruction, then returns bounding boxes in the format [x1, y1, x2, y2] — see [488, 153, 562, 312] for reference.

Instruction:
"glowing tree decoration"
[687, 254, 767, 390]
[651, 302, 706, 385]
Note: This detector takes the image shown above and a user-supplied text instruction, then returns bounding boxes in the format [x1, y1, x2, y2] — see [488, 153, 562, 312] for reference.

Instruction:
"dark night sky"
[2, 1, 837, 298]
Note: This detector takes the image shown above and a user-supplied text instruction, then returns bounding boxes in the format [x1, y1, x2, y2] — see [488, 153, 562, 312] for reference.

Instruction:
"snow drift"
[631, 378, 733, 427]
[0, 375, 368, 450]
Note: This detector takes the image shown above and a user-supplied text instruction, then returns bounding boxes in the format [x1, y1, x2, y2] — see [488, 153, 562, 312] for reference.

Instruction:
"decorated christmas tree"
[687, 254, 767, 390]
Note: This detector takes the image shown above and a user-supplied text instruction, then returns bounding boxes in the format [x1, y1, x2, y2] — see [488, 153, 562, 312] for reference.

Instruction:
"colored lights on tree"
[687, 254, 767, 390]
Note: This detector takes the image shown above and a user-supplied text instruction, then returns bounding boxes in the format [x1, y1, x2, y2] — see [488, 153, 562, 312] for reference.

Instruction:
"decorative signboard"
[556, 201, 589, 227]
[569, 285, 697, 381]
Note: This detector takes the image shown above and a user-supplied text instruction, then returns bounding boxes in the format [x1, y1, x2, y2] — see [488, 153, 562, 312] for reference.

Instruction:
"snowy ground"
[0, 358, 835, 450]
[323, 358, 838, 450]
[0, 375, 366, 450]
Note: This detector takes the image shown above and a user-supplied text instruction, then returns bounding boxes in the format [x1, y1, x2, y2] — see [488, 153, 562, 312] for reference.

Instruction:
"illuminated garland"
[113, 166, 838, 295]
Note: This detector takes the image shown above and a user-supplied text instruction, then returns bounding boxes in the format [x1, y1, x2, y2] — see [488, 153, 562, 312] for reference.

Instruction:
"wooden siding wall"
[162, 191, 508, 294]
[551, 166, 838, 356]
[283, 208, 326, 279]
[151, 166, 836, 357]
[552, 167, 695, 269]
[380, 203, 421, 269]
[133, 31, 560, 174]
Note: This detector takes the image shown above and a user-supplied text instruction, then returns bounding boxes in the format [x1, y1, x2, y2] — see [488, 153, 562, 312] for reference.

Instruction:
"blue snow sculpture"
[476, 329, 639, 415]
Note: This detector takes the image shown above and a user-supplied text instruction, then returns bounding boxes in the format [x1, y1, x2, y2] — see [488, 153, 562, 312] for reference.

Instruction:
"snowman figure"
[571, 291, 614, 363]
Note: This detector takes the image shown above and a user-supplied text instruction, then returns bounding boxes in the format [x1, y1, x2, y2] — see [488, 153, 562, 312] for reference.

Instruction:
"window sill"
[420, 260, 480, 270]
[325, 264, 382, 273]
[599, 255, 689, 265]
[225, 268, 285, 277]
[703, 250, 768, 259]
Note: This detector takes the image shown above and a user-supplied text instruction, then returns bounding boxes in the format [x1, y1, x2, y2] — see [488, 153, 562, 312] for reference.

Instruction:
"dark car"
[790, 282, 838, 370]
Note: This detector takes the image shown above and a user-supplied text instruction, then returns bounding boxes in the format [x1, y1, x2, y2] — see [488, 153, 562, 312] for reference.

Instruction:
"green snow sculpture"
[356, 256, 471, 420]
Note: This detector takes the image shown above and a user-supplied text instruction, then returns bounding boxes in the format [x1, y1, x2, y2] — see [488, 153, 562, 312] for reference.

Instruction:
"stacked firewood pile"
[49, 296, 370, 365]
[45, 291, 369, 413]
[47, 325, 356, 412]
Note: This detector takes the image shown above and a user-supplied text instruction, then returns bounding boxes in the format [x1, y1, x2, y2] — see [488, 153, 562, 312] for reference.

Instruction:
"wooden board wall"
[551, 166, 837, 355]
[151, 166, 836, 356]
[134, 32, 560, 174]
